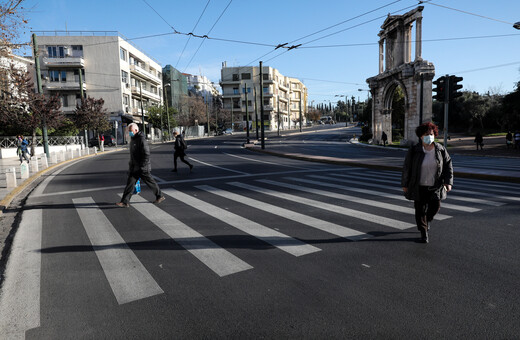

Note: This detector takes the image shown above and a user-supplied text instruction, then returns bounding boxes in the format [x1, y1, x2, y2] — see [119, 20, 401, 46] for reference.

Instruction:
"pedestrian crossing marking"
[323, 174, 481, 213]
[126, 195, 253, 277]
[73, 197, 164, 305]
[196, 185, 372, 241]
[162, 188, 321, 257]
[231, 181, 416, 230]
[278, 177, 452, 221]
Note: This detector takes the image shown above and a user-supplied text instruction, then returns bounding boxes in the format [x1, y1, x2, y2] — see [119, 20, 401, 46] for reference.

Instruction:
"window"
[120, 48, 127, 61]
[232, 74, 239, 81]
[151, 85, 157, 94]
[73, 69, 85, 82]
[241, 73, 251, 80]
[123, 94, 130, 106]
[233, 87, 239, 95]
[60, 71, 67, 82]
[71, 45, 83, 57]
[49, 70, 60, 82]
[47, 46, 65, 58]
[121, 70, 128, 83]
[76, 93, 82, 106]
[61, 95, 68, 107]
[242, 87, 251, 94]
[242, 100, 252, 107]
[263, 74, 270, 80]
[263, 99, 270, 105]
[263, 86, 269, 94]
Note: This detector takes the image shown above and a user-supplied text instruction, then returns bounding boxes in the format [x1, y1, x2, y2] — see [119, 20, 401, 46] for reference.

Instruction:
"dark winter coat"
[129, 131, 151, 174]
[401, 142, 453, 201]
[174, 135, 187, 154]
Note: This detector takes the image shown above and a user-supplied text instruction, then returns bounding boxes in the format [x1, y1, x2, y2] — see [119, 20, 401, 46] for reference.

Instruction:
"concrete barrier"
[50, 152, 57, 164]
[30, 157, 39, 173]
[5, 167, 17, 188]
[41, 155, 48, 169]
[20, 161, 29, 180]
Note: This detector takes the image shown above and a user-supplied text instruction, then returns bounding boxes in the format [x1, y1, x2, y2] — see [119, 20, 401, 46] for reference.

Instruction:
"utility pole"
[163, 85, 171, 141]
[139, 81, 146, 139]
[254, 86, 259, 140]
[230, 98, 234, 132]
[299, 96, 302, 132]
[78, 67, 88, 148]
[245, 84, 250, 144]
[277, 96, 280, 136]
[32, 33, 50, 158]
[206, 102, 210, 136]
[259, 61, 265, 149]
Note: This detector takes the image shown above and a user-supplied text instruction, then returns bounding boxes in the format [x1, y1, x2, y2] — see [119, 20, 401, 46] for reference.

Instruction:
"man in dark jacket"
[172, 131, 193, 172]
[117, 123, 165, 207]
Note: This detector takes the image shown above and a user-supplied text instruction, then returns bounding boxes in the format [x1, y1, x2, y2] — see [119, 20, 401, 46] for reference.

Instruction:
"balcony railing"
[131, 86, 161, 102]
[130, 64, 161, 84]
[43, 80, 86, 91]
[43, 57, 85, 67]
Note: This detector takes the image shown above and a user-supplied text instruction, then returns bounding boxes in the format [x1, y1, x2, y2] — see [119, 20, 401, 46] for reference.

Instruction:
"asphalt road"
[1, 128, 519, 338]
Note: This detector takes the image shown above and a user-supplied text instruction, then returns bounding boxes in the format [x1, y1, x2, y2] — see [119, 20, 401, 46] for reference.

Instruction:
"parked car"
[223, 128, 233, 135]
[88, 135, 115, 147]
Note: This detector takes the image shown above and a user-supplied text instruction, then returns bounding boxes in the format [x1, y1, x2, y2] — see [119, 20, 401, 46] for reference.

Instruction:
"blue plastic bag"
[133, 178, 141, 195]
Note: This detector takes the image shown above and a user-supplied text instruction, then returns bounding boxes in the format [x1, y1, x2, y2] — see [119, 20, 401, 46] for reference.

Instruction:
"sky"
[14, 0, 520, 106]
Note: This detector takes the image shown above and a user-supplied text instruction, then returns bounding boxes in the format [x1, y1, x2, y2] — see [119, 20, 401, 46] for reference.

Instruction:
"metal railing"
[0, 136, 84, 148]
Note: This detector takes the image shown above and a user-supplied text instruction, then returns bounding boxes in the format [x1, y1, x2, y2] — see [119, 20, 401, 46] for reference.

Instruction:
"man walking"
[117, 123, 165, 207]
[172, 131, 193, 172]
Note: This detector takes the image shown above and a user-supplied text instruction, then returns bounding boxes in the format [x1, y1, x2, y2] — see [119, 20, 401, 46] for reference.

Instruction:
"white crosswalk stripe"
[73, 197, 164, 305]
[231, 181, 416, 230]
[162, 188, 321, 257]
[126, 194, 253, 277]
[279, 176, 452, 220]
[196, 185, 372, 241]
[323, 174, 481, 212]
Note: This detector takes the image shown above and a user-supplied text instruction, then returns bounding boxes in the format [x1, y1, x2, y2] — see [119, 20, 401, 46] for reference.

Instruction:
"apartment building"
[184, 73, 219, 103]
[34, 31, 163, 142]
[0, 49, 34, 100]
[162, 65, 188, 111]
[220, 63, 308, 131]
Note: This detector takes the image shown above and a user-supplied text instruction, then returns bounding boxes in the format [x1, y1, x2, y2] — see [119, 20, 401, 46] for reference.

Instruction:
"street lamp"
[163, 83, 171, 141]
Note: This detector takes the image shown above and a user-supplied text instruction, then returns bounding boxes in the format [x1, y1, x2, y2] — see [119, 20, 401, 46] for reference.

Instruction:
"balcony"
[43, 80, 86, 91]
[262, 75, 274, 83]
[263, 105, 274, 111]
[219, 77, 240, 85]
[130, 64, 161, 84]
[131, 86, 161, 102]
[43, 57, 85, 68]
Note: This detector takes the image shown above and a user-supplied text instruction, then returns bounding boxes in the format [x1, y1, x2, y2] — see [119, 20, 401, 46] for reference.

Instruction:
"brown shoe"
[153, 196, 165, 204]
[116, 202, 129, 208]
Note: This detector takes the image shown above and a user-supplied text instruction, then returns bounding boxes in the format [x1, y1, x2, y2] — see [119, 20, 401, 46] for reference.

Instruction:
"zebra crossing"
[54, 169, 520, 304]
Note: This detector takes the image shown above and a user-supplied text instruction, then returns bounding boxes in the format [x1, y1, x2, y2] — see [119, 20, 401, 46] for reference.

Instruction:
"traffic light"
[433, 76, 446, 102]
[449, 75, 463, 100]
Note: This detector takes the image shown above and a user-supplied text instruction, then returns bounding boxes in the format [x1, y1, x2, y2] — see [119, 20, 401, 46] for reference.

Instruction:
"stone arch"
[383, 80, 408, 143]
[366, 6, 435, 145]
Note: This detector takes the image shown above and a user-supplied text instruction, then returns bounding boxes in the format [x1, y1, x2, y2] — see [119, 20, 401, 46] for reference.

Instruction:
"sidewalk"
[0, 146, 125, 214]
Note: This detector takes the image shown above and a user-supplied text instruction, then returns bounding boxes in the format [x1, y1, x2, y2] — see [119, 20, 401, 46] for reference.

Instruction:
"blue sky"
[17, 0, 520, 105]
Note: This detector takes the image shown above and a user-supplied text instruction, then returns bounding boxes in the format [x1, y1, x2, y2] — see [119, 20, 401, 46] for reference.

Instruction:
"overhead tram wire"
[182, 0, 233, 73]
[452, 61, 520, 75]
[141, 0, 179, 33]
[423, 1, 516, 26]
[175, 0, 212, 68]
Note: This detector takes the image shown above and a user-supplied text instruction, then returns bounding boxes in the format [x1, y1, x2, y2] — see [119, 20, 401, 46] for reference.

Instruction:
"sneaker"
[116, 202, 129, 208]
[154, 196, 165, 204]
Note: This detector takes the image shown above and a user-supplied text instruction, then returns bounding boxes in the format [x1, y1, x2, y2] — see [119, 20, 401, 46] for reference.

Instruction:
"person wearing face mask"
[117, 123, 165, 207]
[401, 122, 453, 243]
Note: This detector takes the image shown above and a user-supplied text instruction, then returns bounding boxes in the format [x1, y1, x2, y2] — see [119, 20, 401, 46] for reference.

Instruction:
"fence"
[0, 136, 84, 159]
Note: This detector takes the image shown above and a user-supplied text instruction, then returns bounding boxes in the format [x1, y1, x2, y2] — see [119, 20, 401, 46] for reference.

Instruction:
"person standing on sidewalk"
[16, 135, 31, 163]
[171, 131, 193, 172]
[506, 131, 513, 149]
[474, 132, 484, 150]
[99, 134, 105, 150]
[401, 122, 453, 243]
[381, 131, 388, 147]
[117, 123, 165, 208]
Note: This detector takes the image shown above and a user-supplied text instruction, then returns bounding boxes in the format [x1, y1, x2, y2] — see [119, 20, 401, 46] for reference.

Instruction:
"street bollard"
[50, 152, 57, 164]
[41, 155, 49, 169]
[86, 147, 90, 155]
[5, 168, 17, 188]
[94, 147, 98, 154]
[20, 161, 30, 180]
[67, 149, 74, 160]
[30, 157, 39, 173]
[59, 150, 65, 163]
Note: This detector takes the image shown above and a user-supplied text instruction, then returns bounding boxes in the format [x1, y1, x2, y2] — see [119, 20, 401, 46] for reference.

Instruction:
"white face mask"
[422, 135, 434, 145]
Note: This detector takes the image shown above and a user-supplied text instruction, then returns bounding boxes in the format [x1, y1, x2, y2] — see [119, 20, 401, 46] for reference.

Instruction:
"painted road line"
[162, 188, 320, 257]
[0, 209, 42, 339]
[196, 185, 371, 241]
[222, 152, 310, 169]
[126, 195, 252, 277]
[323, 174, 481, 213]
[281, 177, 452, 221]
[73, 197, 163, 305]
[189, 156, 250, 175]
[232, 181, 415, 230]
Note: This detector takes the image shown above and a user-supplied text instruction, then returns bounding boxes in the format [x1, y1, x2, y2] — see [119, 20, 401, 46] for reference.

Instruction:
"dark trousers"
[414, 186, 441, 231]
[174, 151, 192, 170]
[120, 171, 162, 204]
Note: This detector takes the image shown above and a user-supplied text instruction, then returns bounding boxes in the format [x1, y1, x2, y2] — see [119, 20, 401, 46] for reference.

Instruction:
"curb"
[245, 146, 520, 184]
[0, 148, 125, 215]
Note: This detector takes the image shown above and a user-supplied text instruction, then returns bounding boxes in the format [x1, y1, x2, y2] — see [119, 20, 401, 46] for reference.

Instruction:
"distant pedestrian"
[99, 134, 105, 150]
[401, 122, 453, 244]
[172, 131, 193, 172]
[381, 131, 388, 147]
[116, 123, 165, 208]
[16, 135, 31, 163]
[506, 131, 513, 149]
[515, 131, 520, 149]
[474, 132, 484, 150]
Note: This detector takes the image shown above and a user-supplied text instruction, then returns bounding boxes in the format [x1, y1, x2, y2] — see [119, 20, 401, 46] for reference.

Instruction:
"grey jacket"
[401, 142, 453, 201]
[129, 131, 151, 174]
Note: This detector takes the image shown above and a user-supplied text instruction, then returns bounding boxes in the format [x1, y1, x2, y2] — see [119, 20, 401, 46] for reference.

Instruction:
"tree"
[178, 96, 206, 127]
[501, 81, 520, 131]
[0, 0, 27, 51]
[73, 96, 110, 142]
[147, 105, 178, 136]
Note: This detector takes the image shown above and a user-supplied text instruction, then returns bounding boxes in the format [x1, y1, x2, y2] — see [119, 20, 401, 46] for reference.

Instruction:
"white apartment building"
[220, 63, 308, 131]
[184, 73, 219, 103]
[0, 49, 34, 99]
[34, 31, 163, 142]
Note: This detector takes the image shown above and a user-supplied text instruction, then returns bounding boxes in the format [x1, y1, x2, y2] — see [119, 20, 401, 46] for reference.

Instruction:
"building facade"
[162, 65, 188, 112]
[220, 63, 308, 131]
[34, 31, 163, 142]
